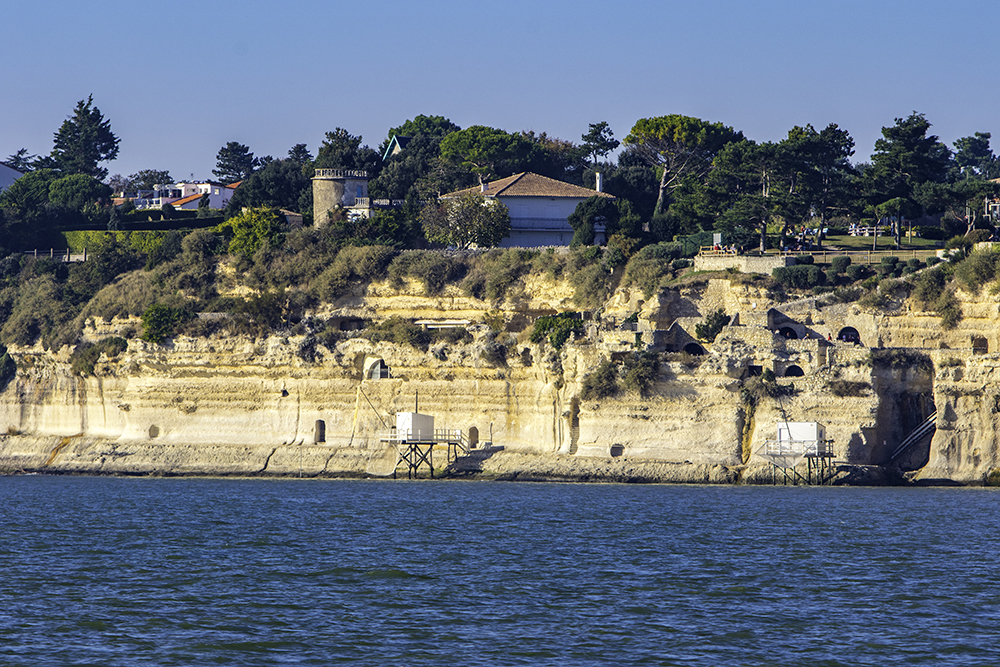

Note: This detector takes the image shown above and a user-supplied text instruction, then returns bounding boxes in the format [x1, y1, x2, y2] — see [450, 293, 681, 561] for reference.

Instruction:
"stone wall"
[694, 254, 795, 274]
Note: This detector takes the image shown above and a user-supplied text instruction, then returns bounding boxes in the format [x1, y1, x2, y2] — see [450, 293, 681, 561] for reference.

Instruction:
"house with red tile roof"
[441, 172, 613, 247]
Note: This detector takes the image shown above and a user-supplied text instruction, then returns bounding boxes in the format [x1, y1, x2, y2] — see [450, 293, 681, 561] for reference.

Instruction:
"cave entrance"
[610, 444, 624, 457]
[837, 327, 861, 345]
[973, 336, 988, 355]
[685, 343, 705, 355]
[747, 365, 763, 377]
[784, 364, 804, 377]
[314, 420, 326, 443]
[468, 426, 479, 449]
[778, 326, 798, 340]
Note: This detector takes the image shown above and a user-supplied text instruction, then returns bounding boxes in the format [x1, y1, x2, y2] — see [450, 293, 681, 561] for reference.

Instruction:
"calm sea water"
[2, 477, 999, 666]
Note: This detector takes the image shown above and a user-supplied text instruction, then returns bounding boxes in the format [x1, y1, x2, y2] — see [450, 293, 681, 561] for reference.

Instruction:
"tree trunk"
[653, 167, 670, 216]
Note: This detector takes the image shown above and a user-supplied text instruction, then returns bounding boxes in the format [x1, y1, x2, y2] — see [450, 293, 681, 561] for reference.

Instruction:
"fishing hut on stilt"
[758, 421, 835, 485]
[377, 393, 473, 479]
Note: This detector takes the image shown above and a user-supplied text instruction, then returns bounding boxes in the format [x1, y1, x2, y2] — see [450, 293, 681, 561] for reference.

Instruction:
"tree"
[48, 95, 120, 179]
[225, 207, 285, 256]
[3, 149, 36, 173]
[130, 169, 173, 190]
[568, 195, 620, 246]
[866, 112, 953, 247]
[314, 128, 379, 174]
[623, 115, 744, 216]
[48, 174, 112, 211]
[774, 123, 856, 224]
[581, 122, 620, 166]
[953, 132, 997, 180]
[226, 159, 310, 215]
[439, 125, 545, 184]
[213, 142, 258, 182]
[386, 115, 460, 141]
[704, 139, 781, 252]
[420, 192, 510, 248]
[287, 143, 313, 166]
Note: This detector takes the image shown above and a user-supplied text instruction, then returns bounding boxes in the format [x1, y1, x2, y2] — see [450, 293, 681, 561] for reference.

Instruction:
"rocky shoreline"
[0, 435, 906, 485]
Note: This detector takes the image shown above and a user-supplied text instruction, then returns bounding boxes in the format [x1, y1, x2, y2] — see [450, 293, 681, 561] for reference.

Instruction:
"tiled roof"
[170, 193, 203, 207]
[443, 172, 614, 199]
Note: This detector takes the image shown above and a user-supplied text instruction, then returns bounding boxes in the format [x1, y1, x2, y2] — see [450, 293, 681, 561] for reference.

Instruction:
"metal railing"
[23, 248, 87, 263]
[314, 168, 369, 179]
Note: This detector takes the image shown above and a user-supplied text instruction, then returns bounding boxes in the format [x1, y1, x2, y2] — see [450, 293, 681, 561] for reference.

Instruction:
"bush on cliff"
[695, 308, 730, 343]
[70, 336, 127, 376]
[622, 352, 659, 396]
[954, 248, 1000, 295]
[530, 312, 584, 350]
[388, 251, 468, 296]
[141, 303, 191, 344]
[581, 358, 618, 400]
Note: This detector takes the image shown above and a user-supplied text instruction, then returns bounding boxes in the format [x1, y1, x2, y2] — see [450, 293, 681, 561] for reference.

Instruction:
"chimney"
[595, 172, 603, 193]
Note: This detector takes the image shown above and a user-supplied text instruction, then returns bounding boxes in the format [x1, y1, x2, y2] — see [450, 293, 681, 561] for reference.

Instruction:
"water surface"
[2, 477, 998, 665]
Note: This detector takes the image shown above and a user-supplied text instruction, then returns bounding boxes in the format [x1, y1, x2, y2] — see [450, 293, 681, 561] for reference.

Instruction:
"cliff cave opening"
[314, 420, 326, 443]
[784, 365, 804, 377]
[837, 327, 861, 345]
[778, 327, 798, 340]
[685, 343, 705, 355]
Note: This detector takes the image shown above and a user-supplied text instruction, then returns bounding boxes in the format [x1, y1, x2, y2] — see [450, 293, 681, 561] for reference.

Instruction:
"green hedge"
[772, 264, 826, 289]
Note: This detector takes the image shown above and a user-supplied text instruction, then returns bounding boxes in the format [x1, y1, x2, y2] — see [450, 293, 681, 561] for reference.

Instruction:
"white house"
[0, 164, 23, 194]
[134, 181, 239, 209]
[441, 172, 614, 247]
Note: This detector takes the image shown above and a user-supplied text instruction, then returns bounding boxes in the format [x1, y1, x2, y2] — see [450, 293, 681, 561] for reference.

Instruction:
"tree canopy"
[439, 126, 545, 184]
[581, 122, 620, 166]
[47, 95, 120, 180]
[213, 142, 258, 183]
[420, 192, 511, 249]
[623, 115, 744, 216]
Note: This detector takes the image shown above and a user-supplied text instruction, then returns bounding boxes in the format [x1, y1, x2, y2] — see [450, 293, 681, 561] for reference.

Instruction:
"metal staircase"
[889, 411, 937, 463]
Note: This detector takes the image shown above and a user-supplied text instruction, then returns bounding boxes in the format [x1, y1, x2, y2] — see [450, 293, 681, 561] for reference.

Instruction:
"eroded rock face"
[2, 270, 1000, 484]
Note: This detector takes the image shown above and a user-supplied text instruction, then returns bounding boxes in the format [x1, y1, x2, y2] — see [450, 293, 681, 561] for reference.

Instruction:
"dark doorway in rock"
[610, 444, 624, 457]
[784, 365, 804, 377]
[569, 398, 580, 454]
[747, 365, 763, 377]
[314, 420, 326, 443]
[837, 327, 861, 345]
[368, 359, 390, 380]
[468, 426, 479, 449]
[973, 336, 988, 355]
[778, 326, 798, 340]
[685, 343, 705, 355]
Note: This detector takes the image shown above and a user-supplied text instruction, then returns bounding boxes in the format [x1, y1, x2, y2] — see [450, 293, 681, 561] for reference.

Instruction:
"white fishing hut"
[395, 412, 435, 443]
[759, 421, 834, 484]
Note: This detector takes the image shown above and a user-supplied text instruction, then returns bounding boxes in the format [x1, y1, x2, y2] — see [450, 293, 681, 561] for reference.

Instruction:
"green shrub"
[772, 264, 826, 289]
[387, 251, 467, 296]
[912, 268, 947, 307]
[881, 256, 900, 267]
[622, 352, 659, 396]
[796, 255, 814, 265]
[367, 316, 430, 350]
[906, 258, 922, 271]
[581, 358, 618, 400]
[70, 337, 127, 376]
[845, 264, 866, 281]
[926, 256, 942, 267]
[141, 304, 191, 344]
[530, 313, 584, 350]
[831, 256, 852, 273]
[695, 308, 730, 342]
[954, 249, 1000, 294]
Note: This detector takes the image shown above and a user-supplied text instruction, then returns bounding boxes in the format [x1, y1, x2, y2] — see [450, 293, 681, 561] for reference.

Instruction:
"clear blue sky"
[3, 0, 998, 181]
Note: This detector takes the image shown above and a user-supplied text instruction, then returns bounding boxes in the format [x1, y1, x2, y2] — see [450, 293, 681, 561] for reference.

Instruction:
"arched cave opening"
[685, 343, 706, 356]
[837, 327, 861, 345]
[778, 326, 798, 340]
[784, 365, 804, 377]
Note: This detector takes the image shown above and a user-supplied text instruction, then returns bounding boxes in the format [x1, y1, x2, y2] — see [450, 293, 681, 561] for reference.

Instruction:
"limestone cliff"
[0, 271, 997, 485]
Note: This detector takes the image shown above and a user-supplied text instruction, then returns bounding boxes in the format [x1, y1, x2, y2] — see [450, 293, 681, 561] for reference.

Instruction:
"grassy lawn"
[821, 234, 941, 251]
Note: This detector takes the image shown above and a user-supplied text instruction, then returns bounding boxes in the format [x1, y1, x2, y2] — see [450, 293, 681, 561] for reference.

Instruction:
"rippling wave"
[2, 478, 999, 665]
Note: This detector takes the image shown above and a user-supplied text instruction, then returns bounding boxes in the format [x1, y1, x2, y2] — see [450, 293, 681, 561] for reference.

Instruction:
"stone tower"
[312, 169, 370, 227]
